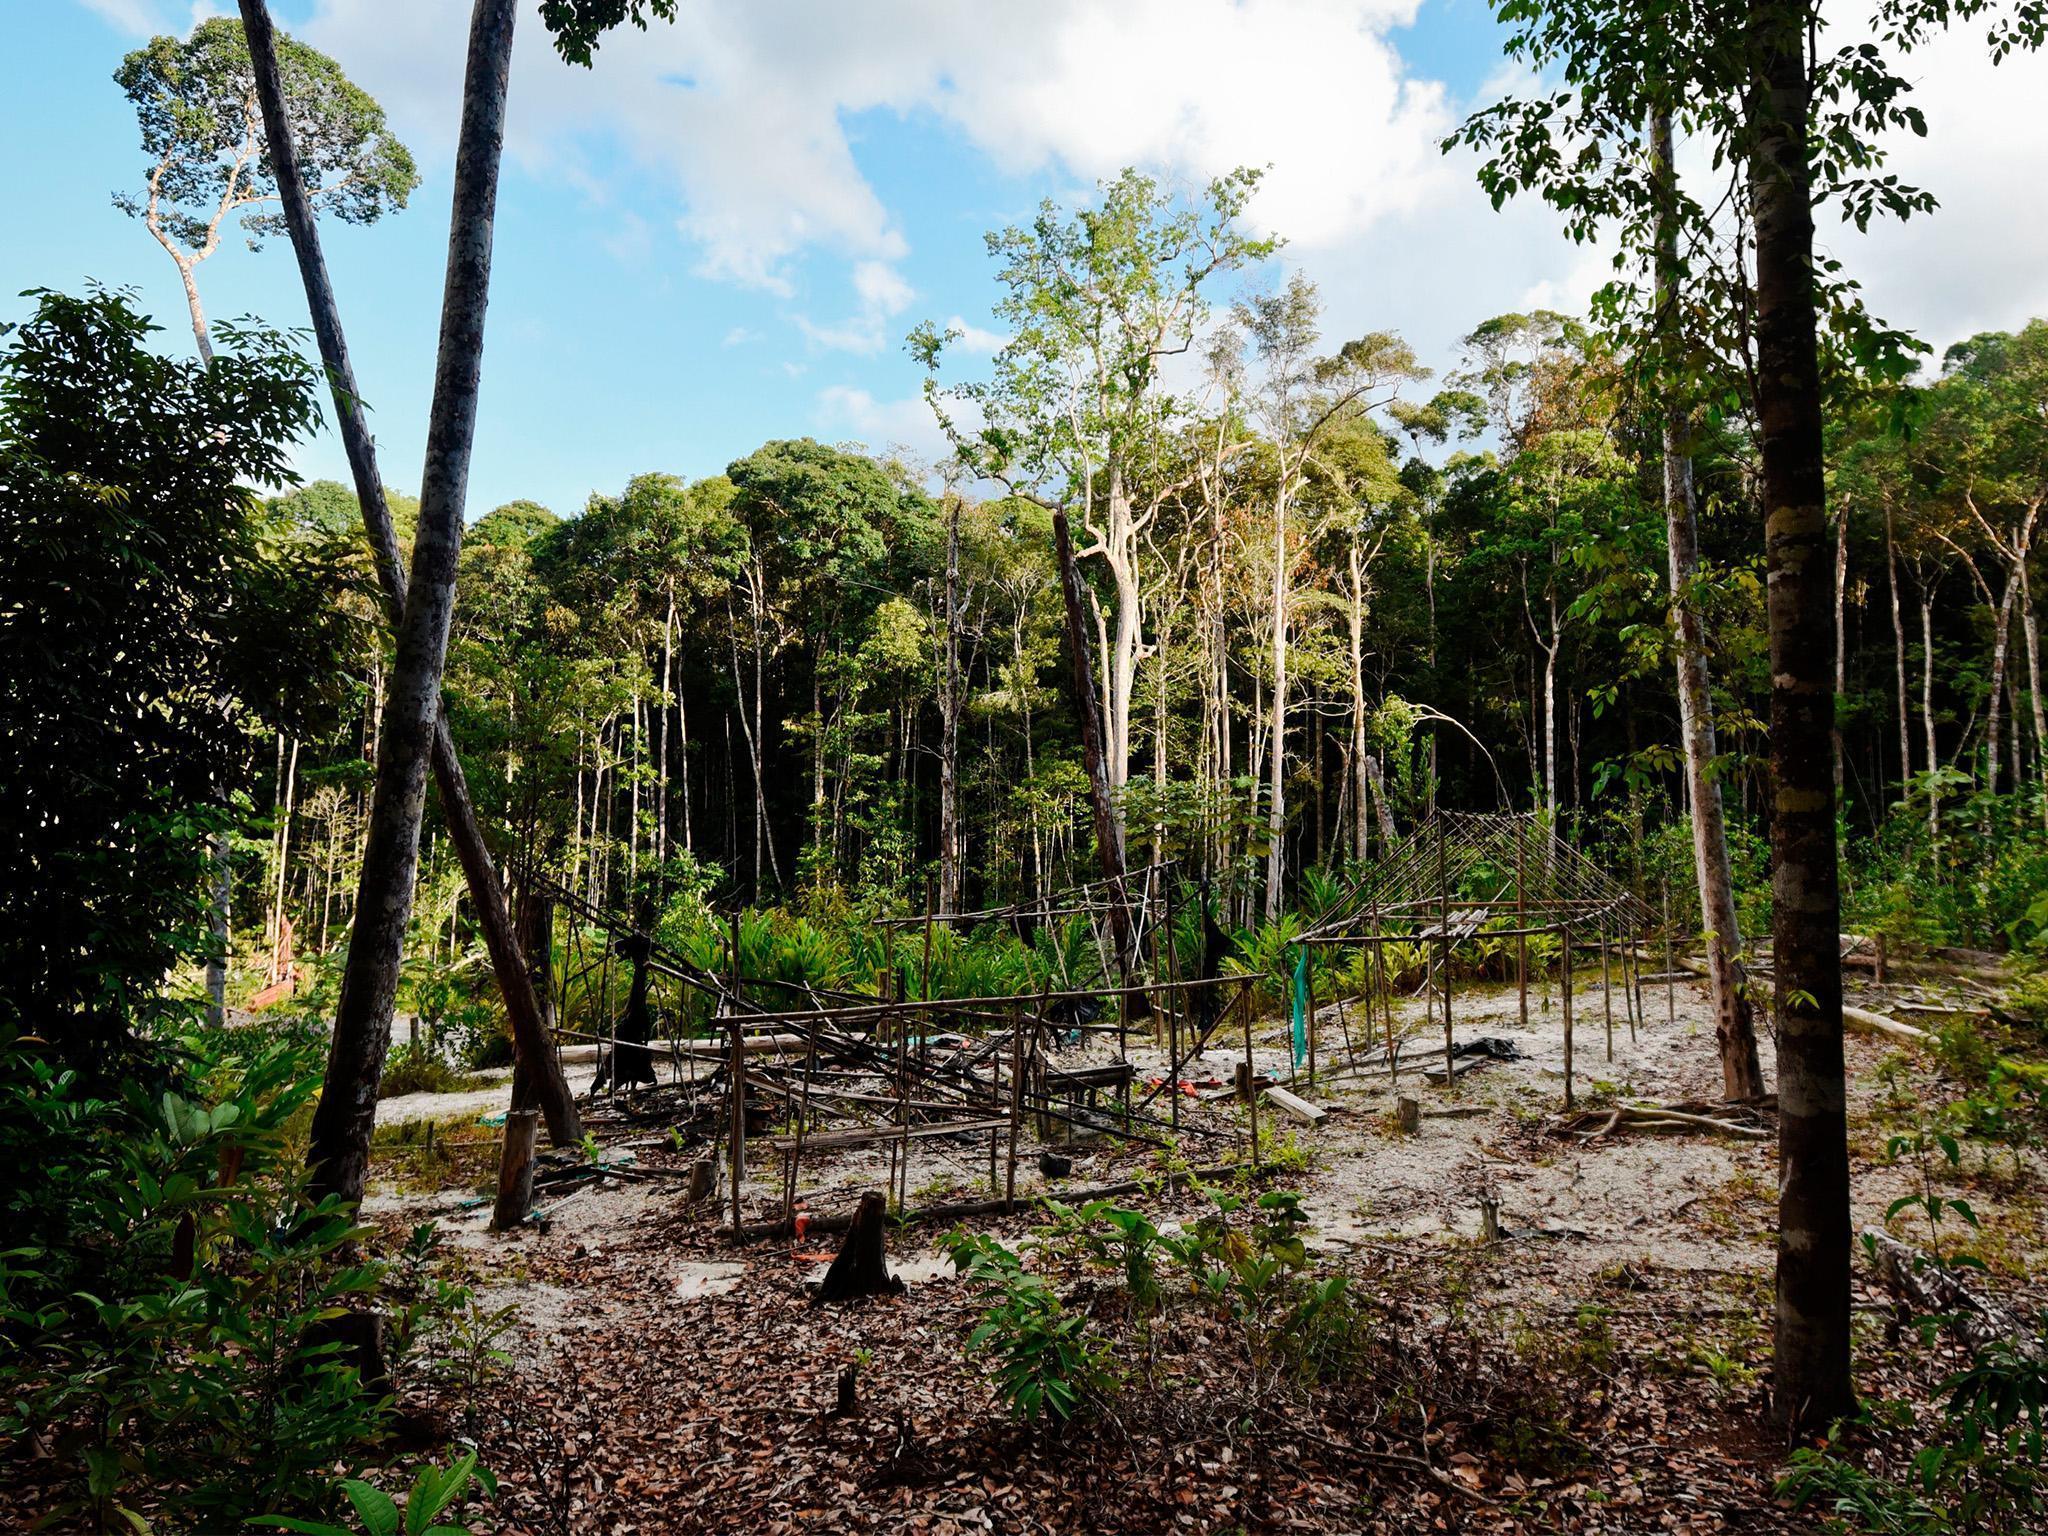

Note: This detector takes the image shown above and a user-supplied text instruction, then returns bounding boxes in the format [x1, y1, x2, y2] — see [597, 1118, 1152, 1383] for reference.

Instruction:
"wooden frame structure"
[1296, 812, 1658, 1109]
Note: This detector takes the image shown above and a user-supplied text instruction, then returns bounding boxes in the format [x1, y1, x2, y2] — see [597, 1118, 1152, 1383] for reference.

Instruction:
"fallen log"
[1843, 1004, 1931, 1046]
[1863, 1227, 2039, 1357]
[1651, 951, 1931, 1046]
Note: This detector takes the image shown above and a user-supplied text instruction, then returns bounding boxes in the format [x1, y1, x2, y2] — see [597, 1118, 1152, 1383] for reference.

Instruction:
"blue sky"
[5, 1, 2044, 517]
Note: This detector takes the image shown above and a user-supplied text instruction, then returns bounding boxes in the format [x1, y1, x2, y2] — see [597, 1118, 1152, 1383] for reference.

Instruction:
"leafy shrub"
[378, 1041, 477, 1099]
[1782, 1334, 2048, 1534]
[0, 1030, 470, 1532]
[253, 1451, 497, 1536]
[939, 1229, 1119, 1424]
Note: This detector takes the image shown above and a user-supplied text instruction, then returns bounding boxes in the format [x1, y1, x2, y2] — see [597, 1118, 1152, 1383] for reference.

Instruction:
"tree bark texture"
[1053, 507, 1136, 981]
[1750, 0, 1854, 1432]
[241, 0, 580, 1152]
[308, 0, 522, 1206]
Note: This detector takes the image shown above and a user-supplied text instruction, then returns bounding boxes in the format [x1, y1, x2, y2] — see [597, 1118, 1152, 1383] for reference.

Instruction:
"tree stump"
[1396, 1096, 1421, 1135]
[1478, 1194, 1501, 1243]
[683, 1158, 716, 1205]
[814, 1190, 903, 1304]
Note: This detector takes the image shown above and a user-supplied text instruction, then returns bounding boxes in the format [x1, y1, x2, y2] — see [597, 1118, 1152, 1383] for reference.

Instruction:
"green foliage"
[941, 1185, 1367, 1426]
[376, 1042, 477, 1101]
[938, 1229, 1119, 1425]
[0, 1030, 405, 1530]
[0, 288, 327, 1070]
[1782, 1336, 2048, 1533]
[252, 1450, 497, 1536]
[113, 17, 417, 255]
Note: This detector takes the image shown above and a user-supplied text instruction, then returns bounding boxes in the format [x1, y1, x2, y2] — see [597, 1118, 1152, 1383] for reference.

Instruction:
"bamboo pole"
[1601, 920, 1614, 1063]
[1561, 920, 1575, 1110]
[1241, 981, 1261, 1168]
[1516, 816, 1529, 1029]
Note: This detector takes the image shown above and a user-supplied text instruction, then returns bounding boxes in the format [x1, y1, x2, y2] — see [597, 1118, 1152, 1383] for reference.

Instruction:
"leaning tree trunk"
[307, 0, 523, 1207]
[1053, 507, 1136, 983]
[1652, 105, 1766, 1104]
[1751, 0, 1854, 1434]
[241, 0, 579, 1151]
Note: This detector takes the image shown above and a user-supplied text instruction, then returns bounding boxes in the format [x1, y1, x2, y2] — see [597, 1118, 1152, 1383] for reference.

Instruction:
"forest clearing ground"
[360, 972, 2048, 1534]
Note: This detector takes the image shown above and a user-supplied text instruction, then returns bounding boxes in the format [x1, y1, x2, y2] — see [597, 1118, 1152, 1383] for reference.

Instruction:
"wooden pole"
[728, 911, 744, 1237]
[1662, 878, 1676, 1023]
[1004, 1004, 1025, 1211]
[1241, 980, 1261, 1168]
[1305, 951, 1319, 1085]
[1165, 876, 1182, 1130]
[1601, 920, 1614, 1062]
[1561, 921, 1575, 1110]
[1516, 817, 1529, 1029]
[490, 1108, 539, 1230]
[1438, 818, 1453, 1083]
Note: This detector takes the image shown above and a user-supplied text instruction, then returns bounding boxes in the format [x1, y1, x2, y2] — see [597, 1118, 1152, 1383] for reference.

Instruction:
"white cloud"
[793, 258, 918, 354]
[944, 315, 1007, 353]
[301, 1, 1450, 288]
[274, 1, 2042, 399]
[852, 259, 914, 316]
[815, 382, 960, 468]
[721, 325, 759, 348]
[78, 0, 165, 31]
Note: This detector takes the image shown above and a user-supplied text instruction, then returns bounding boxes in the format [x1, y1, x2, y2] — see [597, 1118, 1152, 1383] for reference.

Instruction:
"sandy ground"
[365, 964, 2044, 1343]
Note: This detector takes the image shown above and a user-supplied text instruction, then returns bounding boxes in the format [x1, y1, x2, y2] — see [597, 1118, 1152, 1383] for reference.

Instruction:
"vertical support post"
[1662, 878, 1676, 1023]
[1240, 980, 1261, 1168]
[1601, 919, 1614, 1062]
[1379, 938, 1397, 1084]
[1305, 948, 1319, 1085]
[1437, 819, 1453, 1079]
[727, 911, 743, 1238]
[1561, 920, 1575, 1111]
[1004, 1003, 1025, 1211]
[1627, 927, 1642, 1042]
[1515, 818, 1529, 1029]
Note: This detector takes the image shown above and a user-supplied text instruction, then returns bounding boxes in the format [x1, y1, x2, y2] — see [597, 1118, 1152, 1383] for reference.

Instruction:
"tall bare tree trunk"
[306, 0, 528, 1206]
[2022, 561, 2048, 827]
[1916, 598, 1933, 843]
[1264, 490, 1291, 920]
[243, 0, 578, 1153]
[1751, 0, 1853, 1432]
[1886, 506, 1912, 797]
[1652, 105, 1766, 1104]
[938, 494, 963, 917]
[1833, 501, 1849, 802]
[1053, 507, 1134, 980]
[1348, 542, 1371, 862]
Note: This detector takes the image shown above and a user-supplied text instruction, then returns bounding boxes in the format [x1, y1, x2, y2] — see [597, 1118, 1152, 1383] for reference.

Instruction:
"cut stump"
[813, 1190, 904, 1304]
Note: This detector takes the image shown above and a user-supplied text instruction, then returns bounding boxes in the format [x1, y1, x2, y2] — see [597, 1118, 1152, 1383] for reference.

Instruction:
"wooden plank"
[1262, 1085, 1327, 1124]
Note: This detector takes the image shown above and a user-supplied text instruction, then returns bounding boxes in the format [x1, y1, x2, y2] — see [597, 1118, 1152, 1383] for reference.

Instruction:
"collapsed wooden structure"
[516, 869, 1261, 1239]
[496, 812, 1670, 1233]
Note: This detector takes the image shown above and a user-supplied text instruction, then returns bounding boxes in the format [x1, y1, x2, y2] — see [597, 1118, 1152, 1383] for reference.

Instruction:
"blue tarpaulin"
[1290, 947, 1308, 1066]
